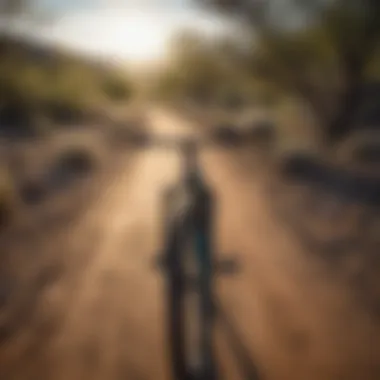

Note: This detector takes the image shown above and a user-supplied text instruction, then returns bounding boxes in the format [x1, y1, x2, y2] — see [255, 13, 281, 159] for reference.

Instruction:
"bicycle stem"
[180, 139, 199, 183]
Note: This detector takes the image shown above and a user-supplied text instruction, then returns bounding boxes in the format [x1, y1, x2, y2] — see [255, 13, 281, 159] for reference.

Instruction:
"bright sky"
[1, 0, 234, 64]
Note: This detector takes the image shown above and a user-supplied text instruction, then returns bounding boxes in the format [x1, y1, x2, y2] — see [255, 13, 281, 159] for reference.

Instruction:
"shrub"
[101, 77, 133, 102]
[211, 123, 243, 147]
[353, 144, 380, 164]
[46, 148, 96, 192]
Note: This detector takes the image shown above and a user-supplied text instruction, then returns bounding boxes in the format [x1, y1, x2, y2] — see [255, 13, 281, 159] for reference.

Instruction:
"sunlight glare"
[0, 6, 234, 65]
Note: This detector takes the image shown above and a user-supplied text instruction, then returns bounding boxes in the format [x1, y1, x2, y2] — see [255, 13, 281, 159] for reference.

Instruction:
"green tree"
[156, 30, 255, 106]
[198, 0, 380, 144]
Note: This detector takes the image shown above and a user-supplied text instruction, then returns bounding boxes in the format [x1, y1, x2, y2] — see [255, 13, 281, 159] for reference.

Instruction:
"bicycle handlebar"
[128, 131, 248, 152]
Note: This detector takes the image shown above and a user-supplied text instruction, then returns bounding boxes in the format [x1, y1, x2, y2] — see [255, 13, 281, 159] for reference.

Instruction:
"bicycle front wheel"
[163, 181, 217, 380]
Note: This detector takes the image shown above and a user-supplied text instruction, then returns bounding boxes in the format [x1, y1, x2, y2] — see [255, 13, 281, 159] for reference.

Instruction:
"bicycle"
[134, 134, 239, 380]
[133, 132, 259, 380]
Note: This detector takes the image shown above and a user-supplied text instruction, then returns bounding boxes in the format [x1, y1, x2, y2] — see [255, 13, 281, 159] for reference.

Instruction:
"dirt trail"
[203, 147, 379, 380]
[0, 107, 379, 380]
[49, 107, 195, 380]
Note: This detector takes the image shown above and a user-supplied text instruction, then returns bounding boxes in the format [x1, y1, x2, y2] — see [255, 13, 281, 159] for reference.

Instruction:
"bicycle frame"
[144, 135, 242, 380]
[159, 139, 217, 380]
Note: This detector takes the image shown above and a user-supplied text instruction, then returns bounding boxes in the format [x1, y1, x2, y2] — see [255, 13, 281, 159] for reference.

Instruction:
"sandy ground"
[0, 106, 379, 380]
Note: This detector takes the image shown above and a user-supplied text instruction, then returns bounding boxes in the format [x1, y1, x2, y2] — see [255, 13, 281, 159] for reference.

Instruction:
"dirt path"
[203, 147, 379, 380]
[48, 107, 194, 380]
[0, 107, 379, 380]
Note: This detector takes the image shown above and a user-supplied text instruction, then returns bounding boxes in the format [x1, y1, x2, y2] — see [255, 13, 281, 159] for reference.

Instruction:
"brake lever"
[122, 130, 249, 151]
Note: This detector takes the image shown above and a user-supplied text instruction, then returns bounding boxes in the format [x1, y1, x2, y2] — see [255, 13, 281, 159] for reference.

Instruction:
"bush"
[0, 102, 36, 137]
[336, 130, 380, 168]
[43, 99, 86, 125]
[353, 144, 380, 164]
[19, 148, 96, 206]
[101, 77, 133, 102]
[46, 148, 96, 191]
[280, 151, 321, 181]
[0, 36, 137, 136]
[211, 123, 243, 147]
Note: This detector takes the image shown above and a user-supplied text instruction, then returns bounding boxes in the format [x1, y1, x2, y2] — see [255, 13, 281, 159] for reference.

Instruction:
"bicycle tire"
[162, 173, 217, 380]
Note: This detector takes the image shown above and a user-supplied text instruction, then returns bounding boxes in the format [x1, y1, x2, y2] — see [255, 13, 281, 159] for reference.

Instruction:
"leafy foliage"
[153, 30, 272, 108]
[101, 76, 133, 102]
[198, 0, 380, 143]
[0, 36, 135, 133]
